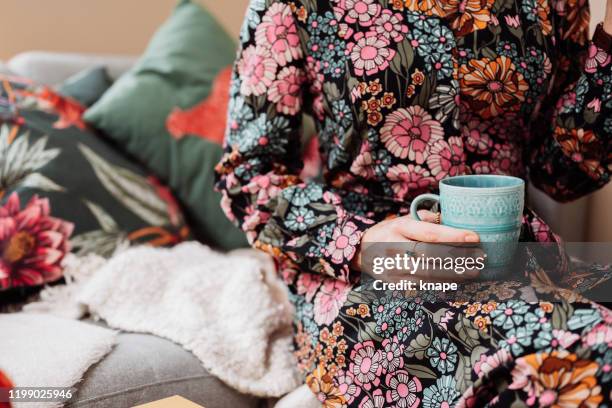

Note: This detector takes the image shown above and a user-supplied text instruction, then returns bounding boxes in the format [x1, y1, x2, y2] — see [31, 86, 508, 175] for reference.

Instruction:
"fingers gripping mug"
[410, 175, 525, 268]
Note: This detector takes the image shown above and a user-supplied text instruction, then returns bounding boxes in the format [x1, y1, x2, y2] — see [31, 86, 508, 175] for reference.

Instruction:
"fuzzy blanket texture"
[0, 313, 116, 408]
[26, 242, 302, 398]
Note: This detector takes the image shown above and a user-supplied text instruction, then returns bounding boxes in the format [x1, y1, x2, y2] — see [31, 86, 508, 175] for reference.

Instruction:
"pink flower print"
[344, 0, 381, 26]
[349, 341, 383, 390]
[462, 116, 493, 155]
[384, 369, 422, 408]
[505, 15, 520, 28]
[241, 174, 282, 206]
[585, 44, 611, 74]
[305, 56, 324, 94]
[381, 106, 444, 162]
[380, 336, 404, 373]
[374, 10, 408, 42]
[474, 349, 512, 378]
[358, 389, 385, 408]
[583, 323, 612, 348]
[268, 66, 305, 115]
[237, 45, 278, 96]
[348, 31, 395, 76]
[556, 91, 577, 113]
[297, 272, 323, 302]
[426, 136, 467, 180]
[255, 2, 303, 66]
[313, 279, 351, 325]
[350, 142, 376, 179]
[0, 193, 73, 289]
[472, 160, 493, 174]
[325, 221, 362, 265]
[491, 142, 521, 175]
[387, 164, 435, 200]
[587, 97, 602, 113]
[336, 370, 362, 404]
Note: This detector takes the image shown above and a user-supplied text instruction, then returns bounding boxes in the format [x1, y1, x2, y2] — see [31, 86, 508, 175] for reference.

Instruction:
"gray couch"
[3, 51, 263, 408]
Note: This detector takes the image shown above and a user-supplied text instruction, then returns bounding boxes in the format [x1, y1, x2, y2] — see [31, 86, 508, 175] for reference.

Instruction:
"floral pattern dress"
[215, 0, 612, 406]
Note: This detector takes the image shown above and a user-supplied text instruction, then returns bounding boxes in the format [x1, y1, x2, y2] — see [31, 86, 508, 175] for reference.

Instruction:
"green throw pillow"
[84, 0, 247, 250]
[58, 66, 113, 107]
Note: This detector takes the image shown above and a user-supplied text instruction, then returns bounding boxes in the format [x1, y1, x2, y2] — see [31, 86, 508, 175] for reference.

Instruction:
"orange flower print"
[536, 0, 552, 35]
[306, 364, 347, 408]
[509, 351, 603, 408]
[406, 84, 416, 97]
[565, 0, 590, 46]
[556, 127, 596, 162]
[411, 69, 426, 86]
[555, 127, 605, 180]
[404, 0, 444, 16]
[440, 0, 495, 36]
[459, 56, 529, 119]
[381, 92, 397, 109]
[391, 0, 404, 10]
[362, 97, 382, 113]
[367, 79, 383, 95]
[367, 111, 384, 126]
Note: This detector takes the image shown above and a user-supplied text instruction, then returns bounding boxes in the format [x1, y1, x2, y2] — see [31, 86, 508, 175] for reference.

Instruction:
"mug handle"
[410, 194, 440, 221]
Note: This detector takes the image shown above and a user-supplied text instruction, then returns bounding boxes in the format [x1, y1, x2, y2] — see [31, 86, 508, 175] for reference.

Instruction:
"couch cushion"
[84, 0, 248, 251]
[58, 66, 113, 107]
[68, 332, 260, 408]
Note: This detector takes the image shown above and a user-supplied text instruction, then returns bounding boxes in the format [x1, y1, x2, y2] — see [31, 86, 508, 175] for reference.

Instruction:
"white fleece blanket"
[0, 313, 116, 408]
[26, 242, 301, 398]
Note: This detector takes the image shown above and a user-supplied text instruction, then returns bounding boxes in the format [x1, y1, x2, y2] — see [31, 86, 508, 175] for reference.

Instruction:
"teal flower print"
[422, 375, 460, 408]
[499, 326, 534, 356]
[567, 308, 603, 331]
[524, 308, 550, 331]
[425, 52, 454, 80]
[430, 26, 455, 53]
[239, 0, 265, 42]
[521, 0, 539, 22]
[426, 338, 458, 374]
[490, 300, 530, 330]
[285, 207, 316, 232]
[497, 41, 519, 58]
[407, 307, 426, 333]
[533, 327, 555, 351]
[332, 100, 353, 131]
[596, 348, 612, 383]
[239, 115, 290, 155]
[604, 118, 612, 134]
[410, 29, 436, 55]
[283, 184, 324, 206]
[405, 11, 439, 33]
[372, 295, 420, 341]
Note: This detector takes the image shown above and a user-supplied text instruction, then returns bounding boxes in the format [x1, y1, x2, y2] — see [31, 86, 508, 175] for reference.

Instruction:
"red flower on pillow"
[0, 369, 13, 408]
[0, 193, 73, 290]
[166, 67, 233, 145]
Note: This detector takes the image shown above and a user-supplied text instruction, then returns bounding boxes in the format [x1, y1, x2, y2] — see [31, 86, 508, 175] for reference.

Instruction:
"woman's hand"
[352, 211, 481, 280]
[605, 0, 612, 34]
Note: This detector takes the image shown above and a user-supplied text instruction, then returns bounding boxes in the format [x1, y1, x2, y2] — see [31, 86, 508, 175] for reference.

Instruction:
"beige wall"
[0, 0, 250, 60]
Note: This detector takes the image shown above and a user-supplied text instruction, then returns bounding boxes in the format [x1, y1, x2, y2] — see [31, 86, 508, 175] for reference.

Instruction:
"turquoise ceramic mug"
[410, 175, 525, 268]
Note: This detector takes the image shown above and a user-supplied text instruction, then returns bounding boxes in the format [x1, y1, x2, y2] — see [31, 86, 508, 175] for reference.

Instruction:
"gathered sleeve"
[215, 0, 373, 282]
[528, 1, 611, 202]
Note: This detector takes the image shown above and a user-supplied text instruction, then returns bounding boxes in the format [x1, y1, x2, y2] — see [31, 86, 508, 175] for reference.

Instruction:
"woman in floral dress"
[216, 0, 612, 406]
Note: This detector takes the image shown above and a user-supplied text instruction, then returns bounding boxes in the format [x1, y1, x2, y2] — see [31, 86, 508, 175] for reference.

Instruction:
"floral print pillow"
[0, 75, 189, 293]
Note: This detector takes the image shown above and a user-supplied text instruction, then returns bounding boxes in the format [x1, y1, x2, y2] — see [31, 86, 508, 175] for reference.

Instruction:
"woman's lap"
[294, 271, 612, 407]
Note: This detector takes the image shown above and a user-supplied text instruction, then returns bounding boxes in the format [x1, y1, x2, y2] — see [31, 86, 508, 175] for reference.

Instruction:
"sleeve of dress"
[215, 0, 374, 282]
[528, 1, 611, 202]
